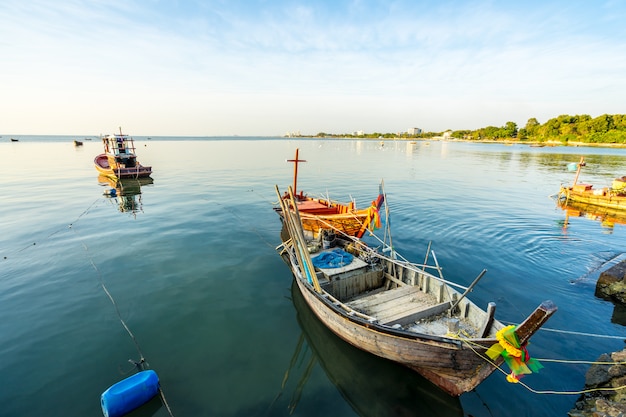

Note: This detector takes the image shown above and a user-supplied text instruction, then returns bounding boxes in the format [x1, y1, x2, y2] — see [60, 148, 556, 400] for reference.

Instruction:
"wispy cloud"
[1, 0, 625, 134]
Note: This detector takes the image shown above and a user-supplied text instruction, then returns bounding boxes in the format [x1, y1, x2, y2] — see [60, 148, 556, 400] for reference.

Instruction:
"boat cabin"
[102, 134, 139, 169]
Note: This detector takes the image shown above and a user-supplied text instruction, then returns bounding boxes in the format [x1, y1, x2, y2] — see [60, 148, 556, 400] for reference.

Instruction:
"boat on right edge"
[275, 184, 557, 397]
[558, 156, 626, 211]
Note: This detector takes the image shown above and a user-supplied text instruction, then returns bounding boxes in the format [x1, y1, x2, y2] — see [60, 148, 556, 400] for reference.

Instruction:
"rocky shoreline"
[568, 262, 626, 416]
[569, 349, 626, 417]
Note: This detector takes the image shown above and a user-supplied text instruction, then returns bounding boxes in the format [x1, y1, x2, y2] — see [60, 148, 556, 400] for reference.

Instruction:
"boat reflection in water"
[557, 199, 626, 233]
[287, 281, 463, 417]
[98, 175, 154, 216]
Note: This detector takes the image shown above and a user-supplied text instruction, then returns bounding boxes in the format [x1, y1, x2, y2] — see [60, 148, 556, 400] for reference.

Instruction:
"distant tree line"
[315, 114, 626, 144]
[456, 114, 626, 144]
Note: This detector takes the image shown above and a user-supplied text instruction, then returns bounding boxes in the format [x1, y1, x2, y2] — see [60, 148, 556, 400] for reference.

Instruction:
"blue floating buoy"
[567, 162, 578, 171]
[101, 370, 159, 417]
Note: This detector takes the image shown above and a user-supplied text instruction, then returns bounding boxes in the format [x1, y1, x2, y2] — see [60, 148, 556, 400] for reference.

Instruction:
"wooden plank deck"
[346, 285, 444, 326]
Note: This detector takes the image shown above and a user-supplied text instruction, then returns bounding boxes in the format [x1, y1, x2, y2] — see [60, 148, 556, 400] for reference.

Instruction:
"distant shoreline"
[309, 136, 626, 148]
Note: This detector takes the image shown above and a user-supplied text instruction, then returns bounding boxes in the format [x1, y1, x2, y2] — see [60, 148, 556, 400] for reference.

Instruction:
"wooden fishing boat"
[275, 186, 556, 397]
[275, 149, 384, 239]
[558, 156, 626, 211]
[94, 128, 152, 179]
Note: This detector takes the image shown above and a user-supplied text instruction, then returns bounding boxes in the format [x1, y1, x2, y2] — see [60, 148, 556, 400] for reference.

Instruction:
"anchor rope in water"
[5, 197, 176, 416]
[2, 198, 105, 258]
[70, 216, 176, 417]
[449, 333, 626, 396]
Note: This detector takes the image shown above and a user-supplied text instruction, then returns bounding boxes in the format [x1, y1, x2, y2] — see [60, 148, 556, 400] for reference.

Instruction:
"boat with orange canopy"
[275, 149, 384, 239]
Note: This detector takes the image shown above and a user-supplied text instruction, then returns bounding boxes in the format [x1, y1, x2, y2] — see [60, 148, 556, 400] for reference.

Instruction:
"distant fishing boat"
[275, 185, 556, 396]
[558, 156, 626, 211]
[94, 127, 152, 179]
[274, 149, 384, 239]
[74, 140, 83, 146]
[10, 138, 18, 142]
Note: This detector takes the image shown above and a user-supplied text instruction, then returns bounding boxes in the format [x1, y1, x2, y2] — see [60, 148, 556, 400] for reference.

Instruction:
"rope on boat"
[295, 211, 469, 291]
[451, 333, 626, 396]
[500, 320, 626, 341]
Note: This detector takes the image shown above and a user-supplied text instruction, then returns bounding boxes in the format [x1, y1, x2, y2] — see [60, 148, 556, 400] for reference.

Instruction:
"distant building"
[407, 127, 422, 135]
[284, 131, 301, 138]
[353, 130, 364, 136]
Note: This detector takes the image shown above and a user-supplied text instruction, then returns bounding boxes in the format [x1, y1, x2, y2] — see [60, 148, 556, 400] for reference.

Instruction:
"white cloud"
[1, 0, 625, 135]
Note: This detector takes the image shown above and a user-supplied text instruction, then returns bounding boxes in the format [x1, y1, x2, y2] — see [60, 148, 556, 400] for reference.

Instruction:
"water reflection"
[98, 175, 153, 216]
[557, 199, 626, 233]
[287, 282, 463, 417]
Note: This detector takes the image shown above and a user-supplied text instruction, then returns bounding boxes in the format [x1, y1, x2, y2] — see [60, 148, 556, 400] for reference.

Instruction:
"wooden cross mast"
[287, 148, 306, 197]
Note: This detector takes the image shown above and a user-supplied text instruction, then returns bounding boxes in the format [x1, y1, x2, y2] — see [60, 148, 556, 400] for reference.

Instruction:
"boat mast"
[572, 156, 586, 187]
[287, 148, 306, 197]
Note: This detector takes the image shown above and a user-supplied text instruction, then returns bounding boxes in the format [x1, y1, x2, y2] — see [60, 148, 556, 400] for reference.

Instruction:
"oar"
[449, 269, 487, 313]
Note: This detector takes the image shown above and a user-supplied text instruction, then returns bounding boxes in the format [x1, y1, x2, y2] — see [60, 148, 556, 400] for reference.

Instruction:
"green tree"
[524, 118, 540, 137]
[504, 121, 518, 138]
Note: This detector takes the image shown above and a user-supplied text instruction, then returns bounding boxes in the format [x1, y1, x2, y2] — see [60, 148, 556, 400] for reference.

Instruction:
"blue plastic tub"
[101, 370, 159, 417]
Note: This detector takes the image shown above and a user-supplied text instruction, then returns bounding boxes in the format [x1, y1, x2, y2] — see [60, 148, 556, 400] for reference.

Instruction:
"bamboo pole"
[275, 186, 308, 281]
[450, 269, 487, 313]
[287, 186, 321, 293]
[422, 241, 432, 272]
[275, 185, 321, 293]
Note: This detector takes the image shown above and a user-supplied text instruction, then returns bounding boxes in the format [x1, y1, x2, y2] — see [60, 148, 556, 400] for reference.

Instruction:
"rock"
[586, 354, 612, 387]
[595, 398, 626, 416]
[597, 262, 626, 302]
[570, 349, 626, 417]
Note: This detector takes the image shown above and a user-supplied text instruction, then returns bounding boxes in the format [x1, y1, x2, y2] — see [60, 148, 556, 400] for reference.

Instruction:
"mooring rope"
[500, 319, 626, 341]
[2, 198, 105, 259]
[4, 197, 175, 416]
[71, 220, 176, 417]
[454, 335, 626, 396]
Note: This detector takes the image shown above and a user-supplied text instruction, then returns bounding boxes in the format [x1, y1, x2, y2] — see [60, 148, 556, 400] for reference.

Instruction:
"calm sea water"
[2, 136, 626, 417]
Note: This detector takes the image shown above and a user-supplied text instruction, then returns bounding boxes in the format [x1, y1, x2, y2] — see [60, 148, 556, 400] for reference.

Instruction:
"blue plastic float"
[101, 370, 159, 417]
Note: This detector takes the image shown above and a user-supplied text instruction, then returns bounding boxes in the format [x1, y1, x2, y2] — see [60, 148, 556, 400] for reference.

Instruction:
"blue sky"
[1, 1, 625, 136]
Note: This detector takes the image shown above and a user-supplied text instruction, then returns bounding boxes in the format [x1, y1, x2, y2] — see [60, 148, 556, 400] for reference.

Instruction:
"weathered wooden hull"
[94, 154, 152, 179]
[291, 281, 464, 417]
[559, 185, 626, 211]
[294, 276, 492, 396]
[293, 275, 555, 396]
